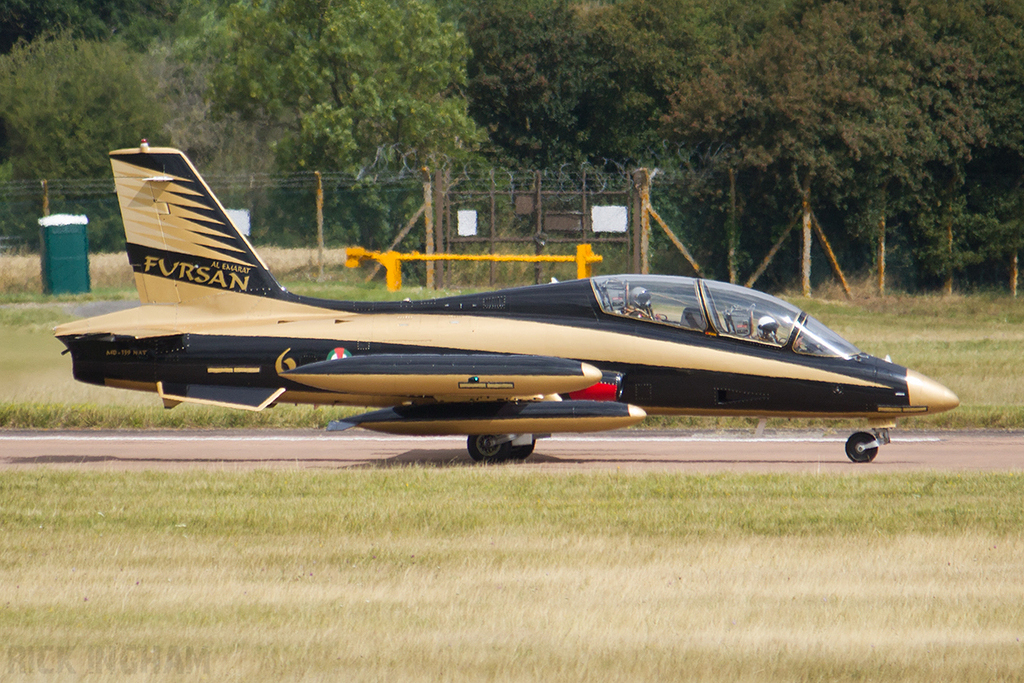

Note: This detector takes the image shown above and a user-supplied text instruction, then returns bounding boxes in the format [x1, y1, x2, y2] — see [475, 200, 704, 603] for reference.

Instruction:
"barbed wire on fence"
[0, 140, 745, 204]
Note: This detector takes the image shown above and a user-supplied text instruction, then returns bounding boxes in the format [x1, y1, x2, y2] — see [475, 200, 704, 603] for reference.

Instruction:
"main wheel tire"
[509, 440, 536, 460]
[467, 435, 512, 463]
[845, 432, 879, 463]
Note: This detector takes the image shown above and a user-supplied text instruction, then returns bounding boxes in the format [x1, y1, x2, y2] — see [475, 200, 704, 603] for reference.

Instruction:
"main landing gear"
[466, 434, 537, 463]
[845, 428, 891, 463]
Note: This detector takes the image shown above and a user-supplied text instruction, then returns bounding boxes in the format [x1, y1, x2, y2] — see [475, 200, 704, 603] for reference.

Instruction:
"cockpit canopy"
[591, 275, 861, 359]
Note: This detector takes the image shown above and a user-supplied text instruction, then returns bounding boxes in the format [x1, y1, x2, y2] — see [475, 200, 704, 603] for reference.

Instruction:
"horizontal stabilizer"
[329, 399, 646, 436]
[157, 382, 285, 411]
[284, 354, 602, 401]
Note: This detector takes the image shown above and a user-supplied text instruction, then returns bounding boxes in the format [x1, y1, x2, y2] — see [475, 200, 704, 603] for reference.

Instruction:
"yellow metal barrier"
[345, 244, 602, 291]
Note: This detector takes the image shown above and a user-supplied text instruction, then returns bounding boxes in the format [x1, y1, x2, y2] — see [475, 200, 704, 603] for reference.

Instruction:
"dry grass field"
[0, 248, 356, 294]
[2, 470, 1023, 682]
[3, 254, 1024, 681]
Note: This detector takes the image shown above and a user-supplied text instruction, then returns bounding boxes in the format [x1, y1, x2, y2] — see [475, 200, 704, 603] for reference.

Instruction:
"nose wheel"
[845, 429, 890, 463]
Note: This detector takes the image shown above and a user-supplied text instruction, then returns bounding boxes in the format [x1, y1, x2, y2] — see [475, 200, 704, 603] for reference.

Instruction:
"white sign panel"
[591, 205, 628, 233]
[225, 209, 251, 236]
[457, 210, 478, 236]
[38, 214, 88, 227]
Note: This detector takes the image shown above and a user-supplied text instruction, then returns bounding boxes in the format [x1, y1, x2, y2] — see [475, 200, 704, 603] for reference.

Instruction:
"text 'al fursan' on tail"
[110, 141, 285, 305]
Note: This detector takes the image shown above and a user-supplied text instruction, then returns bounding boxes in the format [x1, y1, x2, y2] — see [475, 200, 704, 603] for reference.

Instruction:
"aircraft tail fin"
[110, 143, 286, 305]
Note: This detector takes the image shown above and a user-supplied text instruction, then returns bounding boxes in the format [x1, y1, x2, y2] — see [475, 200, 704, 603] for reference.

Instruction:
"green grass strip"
[4, 469, 1024, 538]
[4, 401, 1024, 430]
[0, 401, 350, 430]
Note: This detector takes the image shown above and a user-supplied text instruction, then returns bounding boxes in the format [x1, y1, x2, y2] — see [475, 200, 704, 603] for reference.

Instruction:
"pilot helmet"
[631, 287, 651, 308]
[757, 315, 779, 335]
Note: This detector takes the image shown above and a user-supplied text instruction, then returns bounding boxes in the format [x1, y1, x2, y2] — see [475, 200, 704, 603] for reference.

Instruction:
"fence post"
[424, 168, 434, 289]
[534, 170, 543, 284]
[41, 179, 49, 218]
[1012, 252, 1018, 298]
[433, 169, 444, 288]
[638, 169, 650, 275]
[581, 169, 589, 233]
[877, 183, 888, 296]
[810, 213, 851, 299]
[489, 169, 497, 286]
[315, 171, 324, 281]
[801, 177, 812, 297]
[943, 178, 955, 296]
[878, 215, 886, 296]
[445, 168, 452, 286]
[728, 168, 737, 284]
[631, 170, 643, 273]
[945, 219, 954, 296]
[745, 219, 795, 289]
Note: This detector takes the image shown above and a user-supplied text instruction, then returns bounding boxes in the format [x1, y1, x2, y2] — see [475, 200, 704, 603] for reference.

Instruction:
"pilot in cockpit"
[624, 287, 654, 319]
[756, 315, 780, 344]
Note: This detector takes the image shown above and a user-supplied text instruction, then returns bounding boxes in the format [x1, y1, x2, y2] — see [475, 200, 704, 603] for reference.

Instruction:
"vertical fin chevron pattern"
[109, 146, 283, 304]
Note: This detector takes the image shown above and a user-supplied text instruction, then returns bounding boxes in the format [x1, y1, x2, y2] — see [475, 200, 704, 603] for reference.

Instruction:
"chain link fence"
[1, 165, 659, 289]
[4, 147, 1011, 292]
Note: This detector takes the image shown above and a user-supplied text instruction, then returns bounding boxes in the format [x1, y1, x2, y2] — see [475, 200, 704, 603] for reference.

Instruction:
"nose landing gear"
[845, 428, 890, 463]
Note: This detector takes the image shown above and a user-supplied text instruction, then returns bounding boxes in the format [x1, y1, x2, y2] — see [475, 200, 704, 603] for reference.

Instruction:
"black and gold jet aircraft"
[55, 144, 959, 463]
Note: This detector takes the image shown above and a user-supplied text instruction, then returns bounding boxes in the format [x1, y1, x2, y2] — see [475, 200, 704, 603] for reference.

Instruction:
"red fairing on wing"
[568, 381, 619, 402]
[567, 370, 623, 401]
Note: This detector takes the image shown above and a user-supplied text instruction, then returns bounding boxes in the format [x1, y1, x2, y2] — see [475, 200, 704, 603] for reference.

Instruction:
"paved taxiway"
[0, 430, 1021, 473]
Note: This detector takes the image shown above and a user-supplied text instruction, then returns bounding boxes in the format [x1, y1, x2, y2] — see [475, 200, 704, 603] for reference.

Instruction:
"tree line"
[2, 0, 1022, 292]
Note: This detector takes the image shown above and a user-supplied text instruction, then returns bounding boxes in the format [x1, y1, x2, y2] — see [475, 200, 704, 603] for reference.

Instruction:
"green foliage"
[209, 0, 482, 172]
[462, 0, 794, 167]
[667, 0, 983, 193]
[575, 0, 695, 162]
[1, 0, 1024, 290]
[0, 33, 168, 179]
[463, 0, 599, 166]
[661, 0, 996, 287]
[0, 0, 186, 53]
[941, 0, 1024, 279]
[579, 0, 791, 164]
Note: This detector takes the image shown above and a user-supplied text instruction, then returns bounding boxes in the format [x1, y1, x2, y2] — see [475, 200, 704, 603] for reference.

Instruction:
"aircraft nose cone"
[906, 369, 959, 415]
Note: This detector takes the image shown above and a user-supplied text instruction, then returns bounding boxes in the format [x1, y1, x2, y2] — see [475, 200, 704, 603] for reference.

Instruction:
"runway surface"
[1, 430, 1021, 473]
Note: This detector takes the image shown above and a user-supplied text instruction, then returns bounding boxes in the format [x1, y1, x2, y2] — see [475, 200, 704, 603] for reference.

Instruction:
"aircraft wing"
[282, 353, 603, 402]
[284, 353, 645, 436]
[327, 399, 646, 436]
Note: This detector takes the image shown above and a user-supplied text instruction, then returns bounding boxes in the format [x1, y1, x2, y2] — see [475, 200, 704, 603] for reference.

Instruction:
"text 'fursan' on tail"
[110, 141, 285, 305]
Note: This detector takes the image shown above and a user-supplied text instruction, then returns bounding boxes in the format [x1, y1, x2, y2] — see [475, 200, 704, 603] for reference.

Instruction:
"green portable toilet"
[39, 214, 91, 294]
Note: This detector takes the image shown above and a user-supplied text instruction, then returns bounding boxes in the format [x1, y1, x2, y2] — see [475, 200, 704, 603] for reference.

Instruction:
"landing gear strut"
[467, 434, 536, 463]
[845, 428, 890, 463]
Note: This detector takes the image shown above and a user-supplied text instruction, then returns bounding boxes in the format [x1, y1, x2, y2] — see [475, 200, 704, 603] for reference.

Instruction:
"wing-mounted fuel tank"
[328, 400, 646, 436]
[283, 353, 603, 402]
